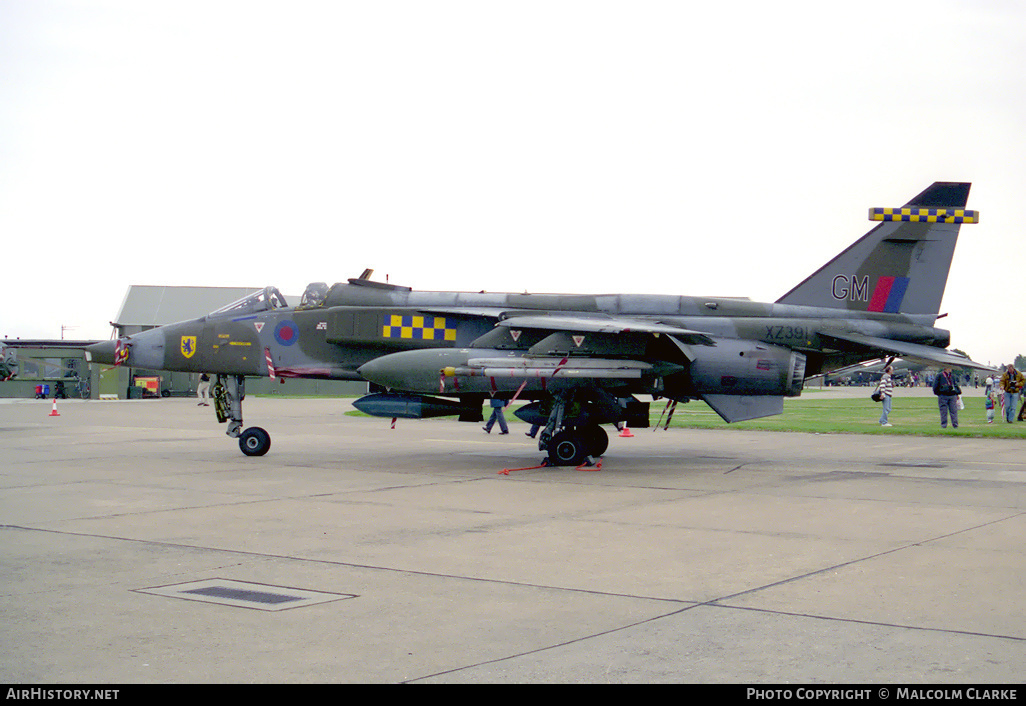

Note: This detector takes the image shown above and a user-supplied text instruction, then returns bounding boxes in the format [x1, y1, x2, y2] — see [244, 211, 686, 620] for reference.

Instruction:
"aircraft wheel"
[548, 429, 587, 467]
[239, 426, 271, 456]
[582, 424, 608, 457]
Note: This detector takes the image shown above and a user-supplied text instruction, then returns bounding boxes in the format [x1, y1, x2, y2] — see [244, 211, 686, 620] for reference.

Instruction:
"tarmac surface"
[1, 390, 1023, 683]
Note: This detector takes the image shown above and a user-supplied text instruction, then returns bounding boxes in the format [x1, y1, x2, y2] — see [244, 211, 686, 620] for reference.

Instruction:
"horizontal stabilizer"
[820, 331, 996, 372]
[702, 394, 783, 423]
[869, 208, 979, 224]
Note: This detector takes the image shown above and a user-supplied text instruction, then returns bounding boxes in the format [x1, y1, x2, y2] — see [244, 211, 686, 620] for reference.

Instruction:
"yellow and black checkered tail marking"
[382, 314, 457, 341]
[869, 207, 979, 223]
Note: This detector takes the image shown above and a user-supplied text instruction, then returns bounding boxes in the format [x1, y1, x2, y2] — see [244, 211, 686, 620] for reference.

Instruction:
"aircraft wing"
[417, 307, 510, 319]
[820, 331, 996, 372]
[497, 315, 716, 346]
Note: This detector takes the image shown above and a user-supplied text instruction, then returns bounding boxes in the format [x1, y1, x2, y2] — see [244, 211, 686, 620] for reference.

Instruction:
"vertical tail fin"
[776, 182, 975, 317]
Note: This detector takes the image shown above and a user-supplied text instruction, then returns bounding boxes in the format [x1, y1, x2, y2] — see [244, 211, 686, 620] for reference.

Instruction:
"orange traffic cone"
[618, 423, 633, 438]
[49, 399, 60, 417]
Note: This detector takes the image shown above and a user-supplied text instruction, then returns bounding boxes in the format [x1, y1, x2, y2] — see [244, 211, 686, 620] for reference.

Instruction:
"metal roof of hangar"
[113, 285, 289, 327]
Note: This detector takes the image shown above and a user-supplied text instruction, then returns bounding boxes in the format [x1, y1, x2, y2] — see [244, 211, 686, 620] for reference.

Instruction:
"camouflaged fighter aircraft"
[86, 182, 989, 463]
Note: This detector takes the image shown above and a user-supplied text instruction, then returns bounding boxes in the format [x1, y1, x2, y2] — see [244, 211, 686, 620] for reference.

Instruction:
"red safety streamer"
[264, 347, 276, 380]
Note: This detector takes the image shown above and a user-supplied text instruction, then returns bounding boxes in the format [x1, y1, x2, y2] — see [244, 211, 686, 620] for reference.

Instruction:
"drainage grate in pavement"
[183, 585, 302, 605]
[136, 579, 357, 612]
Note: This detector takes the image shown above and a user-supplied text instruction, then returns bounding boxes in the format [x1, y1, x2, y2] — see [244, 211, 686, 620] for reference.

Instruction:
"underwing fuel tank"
[358, 349, 475, 391]
[357, 341, 806, 398]
[357, 348, 664, 395]
[353, 392, 473, 419]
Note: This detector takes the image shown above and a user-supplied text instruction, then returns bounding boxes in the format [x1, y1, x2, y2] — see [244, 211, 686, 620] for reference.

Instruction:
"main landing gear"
[546, 425, 608, 466]
[212, 374, 271, 456]
[535, 391, 611, 467]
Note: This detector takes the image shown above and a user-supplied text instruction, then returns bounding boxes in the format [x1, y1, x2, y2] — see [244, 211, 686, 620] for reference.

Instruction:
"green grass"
[656, 395, 1026, 439]
[346, 395, 1026, 439]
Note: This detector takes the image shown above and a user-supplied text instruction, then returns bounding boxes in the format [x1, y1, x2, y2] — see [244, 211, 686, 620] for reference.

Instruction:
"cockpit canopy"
[300, 281, 329, 308]
[210, 287, 289, 317]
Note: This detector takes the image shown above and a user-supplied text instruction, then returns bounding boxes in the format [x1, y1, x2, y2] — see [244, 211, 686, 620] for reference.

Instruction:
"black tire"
[548, 429, 587, 466]
[239, 426, 271, 456]
[161, 389, 171, 398]
[582, 425, 608, 457]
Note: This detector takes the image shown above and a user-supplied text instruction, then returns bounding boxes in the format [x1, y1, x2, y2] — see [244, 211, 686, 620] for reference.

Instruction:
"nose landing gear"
[238, 426, 272, 456]
[213, 374, 272, 456]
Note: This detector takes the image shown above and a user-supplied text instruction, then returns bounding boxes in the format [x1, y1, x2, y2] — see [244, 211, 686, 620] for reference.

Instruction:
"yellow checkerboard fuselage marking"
[382, 314, 457, 341]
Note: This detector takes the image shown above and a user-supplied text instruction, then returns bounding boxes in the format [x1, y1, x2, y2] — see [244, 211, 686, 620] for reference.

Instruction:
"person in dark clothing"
[1000, 364, 1025, 423]
[483, 394, 508, 434]
[932, 367, 962, 429]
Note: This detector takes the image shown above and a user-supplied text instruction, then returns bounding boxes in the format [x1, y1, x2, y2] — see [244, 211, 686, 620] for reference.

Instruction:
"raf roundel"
[274, 320, 299, 347]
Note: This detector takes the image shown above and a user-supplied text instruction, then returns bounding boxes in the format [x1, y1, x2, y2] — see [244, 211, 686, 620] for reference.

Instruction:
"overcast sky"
[2, 0, 1023, 366]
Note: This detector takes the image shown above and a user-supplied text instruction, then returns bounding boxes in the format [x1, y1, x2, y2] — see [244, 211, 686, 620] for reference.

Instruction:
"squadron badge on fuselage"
[181, 335, 197, 358]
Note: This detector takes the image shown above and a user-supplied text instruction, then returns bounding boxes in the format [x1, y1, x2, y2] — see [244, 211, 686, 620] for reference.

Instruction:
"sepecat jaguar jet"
[86, 182, 991, 463]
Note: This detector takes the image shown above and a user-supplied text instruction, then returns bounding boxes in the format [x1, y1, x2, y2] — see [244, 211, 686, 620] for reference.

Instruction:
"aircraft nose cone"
[85, 340, 117, 365]
[85, 330, 166, 369]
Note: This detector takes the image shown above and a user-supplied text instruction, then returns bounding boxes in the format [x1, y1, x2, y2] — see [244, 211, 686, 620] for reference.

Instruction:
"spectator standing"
[932, 367, 962, 429]
[999, 364, 1024, 423]
[197, 372, 211, 406]
[878, 365, 894, 427]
